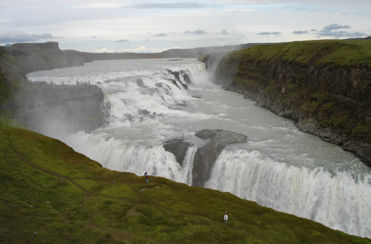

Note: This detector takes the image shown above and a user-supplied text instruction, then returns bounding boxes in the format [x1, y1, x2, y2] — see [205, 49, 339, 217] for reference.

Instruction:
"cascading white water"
[205, 149, 371, 237]
[65, 131, 197, 185]
[27, 58, 371, 238]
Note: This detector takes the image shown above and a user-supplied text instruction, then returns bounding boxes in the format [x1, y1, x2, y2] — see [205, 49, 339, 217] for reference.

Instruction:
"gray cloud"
[292, 30, 308, 35]
[0, 31, 54, 43]
[310, 29, 317, 32]
[133, 2, 204, 9]
[317, 24, 367, 38]
[258, 31, 281, 35]
[116, 39, 128, 43]
[184, 29, 207, 35]
[322, 24, 350, 31]
[221, 29, 228, 35]
[193, 29, 207, 35]
[154, 33, 167, 37]
[91, 35, 97, 39]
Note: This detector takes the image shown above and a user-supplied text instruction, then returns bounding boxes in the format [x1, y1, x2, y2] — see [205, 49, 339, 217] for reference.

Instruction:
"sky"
[0, 0, 370, 53]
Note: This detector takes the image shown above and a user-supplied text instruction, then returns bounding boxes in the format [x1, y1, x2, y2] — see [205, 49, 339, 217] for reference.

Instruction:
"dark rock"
[167, 69, 181, 82]
[166, 69, 190, 89]
[165, 78, 183, 89]
[136, 79, 146, 88]
[163, 139, 191, 166]
[163, 129, 247, 186]
[298, 119, 371, 167]
[192, 129, 247, 186]
[181, 71, 191, 84]
[138, 109, 151, 115]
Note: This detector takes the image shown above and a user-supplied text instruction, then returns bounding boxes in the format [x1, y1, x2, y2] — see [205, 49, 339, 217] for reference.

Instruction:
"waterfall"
[27, 58, 371, 238]
[66, 131, 197, 185]
[205, 149, 371, 237]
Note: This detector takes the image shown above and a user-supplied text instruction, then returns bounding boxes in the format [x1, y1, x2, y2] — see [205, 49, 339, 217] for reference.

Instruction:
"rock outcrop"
[166, 69, 192, 89]
[163, 139, 191, 166]
[163, 129, 247, 186]
[192, 129, 247, 186]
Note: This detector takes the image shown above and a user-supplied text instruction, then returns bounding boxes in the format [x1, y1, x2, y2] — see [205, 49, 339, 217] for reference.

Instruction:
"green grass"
[0, 72, 11, 106]
[237, 39, 371, 67]
[0, 122, 370, 243]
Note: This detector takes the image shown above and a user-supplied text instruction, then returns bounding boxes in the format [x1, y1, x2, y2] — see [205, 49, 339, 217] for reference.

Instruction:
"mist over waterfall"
[28, 58, 371, 238]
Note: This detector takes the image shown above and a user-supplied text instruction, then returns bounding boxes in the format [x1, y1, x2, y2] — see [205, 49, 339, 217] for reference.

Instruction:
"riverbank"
[211, 39, 371, 166]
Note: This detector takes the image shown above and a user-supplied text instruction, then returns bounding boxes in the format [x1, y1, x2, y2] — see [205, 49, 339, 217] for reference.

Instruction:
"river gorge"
[27, 58, 371, 238]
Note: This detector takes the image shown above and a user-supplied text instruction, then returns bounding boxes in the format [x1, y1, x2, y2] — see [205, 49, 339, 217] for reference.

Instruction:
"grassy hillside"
[0, 120, 370, 243]
[232, 39, 371, 67]
[0, 50, 27, 108]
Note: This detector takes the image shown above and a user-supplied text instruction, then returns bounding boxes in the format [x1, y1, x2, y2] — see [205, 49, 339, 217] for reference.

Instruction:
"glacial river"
[28, 58, 371, 238]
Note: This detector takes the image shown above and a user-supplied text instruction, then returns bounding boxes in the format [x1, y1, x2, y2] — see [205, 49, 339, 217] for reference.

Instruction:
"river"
[27, 58, 371, 238]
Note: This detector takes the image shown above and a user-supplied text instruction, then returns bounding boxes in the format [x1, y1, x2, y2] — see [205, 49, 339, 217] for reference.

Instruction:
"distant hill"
[0, 41, 254, 75]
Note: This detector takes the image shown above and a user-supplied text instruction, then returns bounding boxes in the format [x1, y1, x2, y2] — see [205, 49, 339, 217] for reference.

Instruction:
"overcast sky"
[0, 0, 370, 52]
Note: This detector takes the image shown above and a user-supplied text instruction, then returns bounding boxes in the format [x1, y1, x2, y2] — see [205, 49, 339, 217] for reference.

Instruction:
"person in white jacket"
[224, 211, 228, 224]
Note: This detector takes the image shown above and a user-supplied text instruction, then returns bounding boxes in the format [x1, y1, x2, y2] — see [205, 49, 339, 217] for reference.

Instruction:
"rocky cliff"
[10, 83, 105, 137]
[212, 39, 371, 166]
[0, 42, 105, 134]
[0, 42, 91, 75]
[164, 129, 247, 186]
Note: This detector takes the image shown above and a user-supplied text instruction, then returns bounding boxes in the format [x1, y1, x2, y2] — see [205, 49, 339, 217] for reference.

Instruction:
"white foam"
[65, 131, 196, 185]
[205, 149, 371, 237]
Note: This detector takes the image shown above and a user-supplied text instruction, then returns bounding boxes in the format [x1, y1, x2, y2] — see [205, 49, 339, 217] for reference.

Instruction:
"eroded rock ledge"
[163, 129, 247, 186]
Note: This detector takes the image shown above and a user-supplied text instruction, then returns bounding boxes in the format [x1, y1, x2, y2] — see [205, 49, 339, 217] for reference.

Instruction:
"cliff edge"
[212, 39, 371, 166]
[0, 42, 105, 135]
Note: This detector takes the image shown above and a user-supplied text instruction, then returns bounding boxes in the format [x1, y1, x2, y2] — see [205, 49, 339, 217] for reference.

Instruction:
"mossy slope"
[0, 122, 370, 243]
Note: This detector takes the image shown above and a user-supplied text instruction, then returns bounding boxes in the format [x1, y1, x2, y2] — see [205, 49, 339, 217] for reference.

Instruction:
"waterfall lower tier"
[205, 149, 371, 237]
[65, 131, 197, 185]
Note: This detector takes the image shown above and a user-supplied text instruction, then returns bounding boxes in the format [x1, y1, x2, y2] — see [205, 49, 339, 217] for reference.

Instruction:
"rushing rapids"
[28, 58, 371, 238]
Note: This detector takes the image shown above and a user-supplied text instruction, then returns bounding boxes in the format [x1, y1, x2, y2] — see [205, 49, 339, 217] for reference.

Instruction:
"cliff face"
[0, 42, 91, 75]
[10, 83, 105, 137]
[0, 42, 105, 135]
[213, 39, 371, 166]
